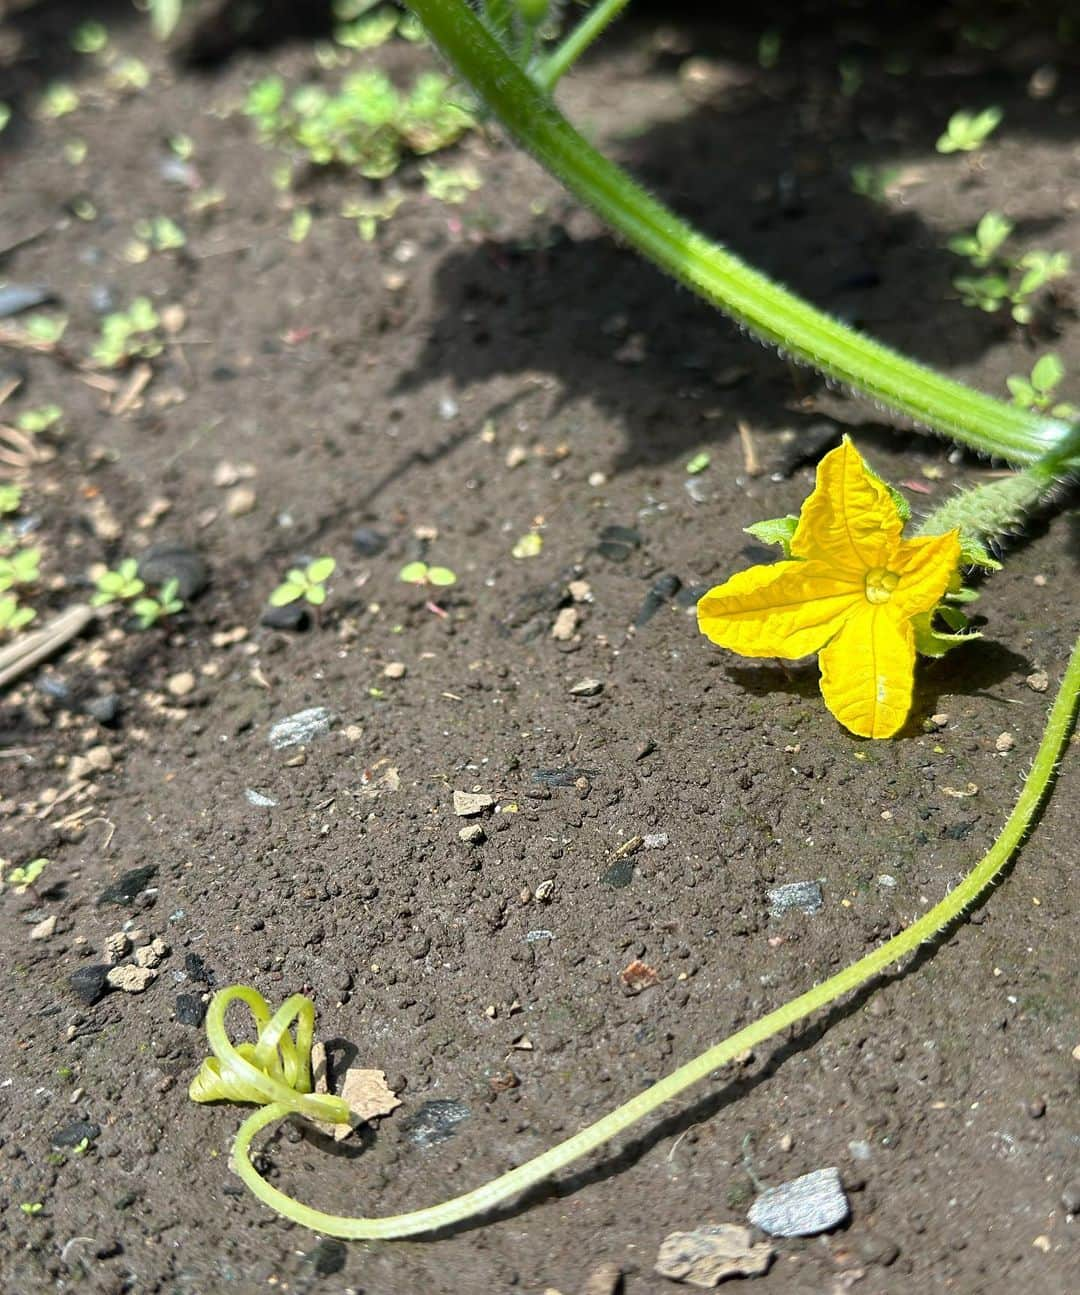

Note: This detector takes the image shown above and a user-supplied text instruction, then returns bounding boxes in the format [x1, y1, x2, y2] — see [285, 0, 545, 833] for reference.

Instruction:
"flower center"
[864, 566, 900, 604]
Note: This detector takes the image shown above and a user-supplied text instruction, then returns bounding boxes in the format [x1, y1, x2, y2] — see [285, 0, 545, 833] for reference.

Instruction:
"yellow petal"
[697, 559, 862, 660]
[889, 529, 962, 619]
[791, 438, 903, 574]
[818, 605, 915, 738]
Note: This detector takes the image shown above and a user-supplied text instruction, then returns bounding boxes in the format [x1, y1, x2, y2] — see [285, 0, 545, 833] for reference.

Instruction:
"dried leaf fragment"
[656, 1224, 773, 1287]
[619, 959, 659, 995]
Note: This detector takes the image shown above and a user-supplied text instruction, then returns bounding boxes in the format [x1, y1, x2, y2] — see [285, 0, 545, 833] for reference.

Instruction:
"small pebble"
[995, 732, 1015, 752]
[570, 678, 603, 697]
[68, 964, 110, 1005]
[225, 486, 256, 517]
[260, 603, 309, 631]
[245, 788, 278, 808]
[167, 671, 196, 698]
[351, 527, 388, 557]
[551, 606, 579, 641]
[747, 1166, 849, 1237]
[175, 993, 207, 1026]
[767, 880, 823, 917]
[139, 543, 209, 600]
[402, 1099, 470, 1148]
[383, 661, 407, 679]
[458, 824, 486, 846]
[1026, 670, 1049, 693]
[643, 832, 668, 850]
[29, 915, 57, 940]
[106, 965, 157, 993]
[85, 695, 121, 726]
[268, 707, 335, 750]
[453, 790, 494, 817]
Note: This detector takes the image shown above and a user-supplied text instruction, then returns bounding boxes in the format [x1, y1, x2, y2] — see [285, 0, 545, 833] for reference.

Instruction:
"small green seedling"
[399, 561, 456, 587]
[341, 192, 403, 240]
[0, 594, 36, 635]
[420, 161, 482, 204]
[38, 83, 79, 120]
[92, 559, 144, 607]
[71, 21, 108, 54]
[133, 578, 183, 629]
[4, 857, 48, 894]
[849, 163, 900, 205]
[0, 547, 40, 591]
[16, 404, 63, 435]
[92, 298, 163, 368]
[270, 557, 336, 612]
[1006, 353, 1075, 417]
[0, 484, 21, 514]
[1010, 250, 1070, 324]
[685, 451, 711, 475]
[511, 531, 543, 559]
[107, 57, 150, 93]
[19, 1202, 44, 1217]
[20, 314, 67, 345]
[288, 208, 313, 243]
[129, 215, 187, 257]
[936, 106, 1002, 153]
[947, 211, 1013, 269]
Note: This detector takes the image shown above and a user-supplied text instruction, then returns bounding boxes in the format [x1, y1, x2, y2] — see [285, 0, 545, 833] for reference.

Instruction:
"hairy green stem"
[194, 633, 1079, 1238]
[405, 0, 1073, 467]
[534, 0, 634, 89]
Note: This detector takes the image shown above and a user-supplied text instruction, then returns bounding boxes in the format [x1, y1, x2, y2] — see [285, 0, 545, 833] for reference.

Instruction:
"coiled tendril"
[192, 635, 1080, 1241]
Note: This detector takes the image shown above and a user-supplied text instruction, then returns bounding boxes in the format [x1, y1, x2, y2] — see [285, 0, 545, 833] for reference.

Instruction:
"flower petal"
[697, 559, 862, 659]
[818, 605, 915, 738]
[889, 529, 962, 620]
[792, 438, 903, 573]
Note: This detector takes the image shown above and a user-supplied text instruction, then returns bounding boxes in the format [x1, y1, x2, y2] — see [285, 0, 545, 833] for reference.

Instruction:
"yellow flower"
[697, 438, 961, 739]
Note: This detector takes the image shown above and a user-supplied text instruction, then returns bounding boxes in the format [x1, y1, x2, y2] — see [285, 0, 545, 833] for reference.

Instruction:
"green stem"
[198, 633, 1080, 1238]
[534, 0, 634, 90]
[406, 0, 1074, 467]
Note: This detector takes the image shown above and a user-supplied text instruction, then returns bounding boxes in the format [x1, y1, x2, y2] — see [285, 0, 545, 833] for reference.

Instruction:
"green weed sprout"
[92, 298, 163, 368]
[1007, 354, 1075, 417]
[3, 857, 48, 894]
[420, 161, 482, 203]
[133, 579, 184, 629]
[19, 1202, 43, 1217]
[849, 163, 900, 204]
[38, 83, 79, 120]
[244, 69, 473, 181]
[270, 557, 336, 610]
[0, 484, 21, 514]
[71, 21, 108, 54]
[341, 192, 403, 240]
[91, 559, 144, 607]
[192, 638, 1080, 1237]
[1011, 249, 1070, 324]
[16, 405, 63, 435]
[0, 547, 40, 592]
[0, 594, 36, 636]
[947, 211, 1012, 268]
[936, 105, 1002, 153]
[398, 560, 456, 588]
[130, 216, 187, 255]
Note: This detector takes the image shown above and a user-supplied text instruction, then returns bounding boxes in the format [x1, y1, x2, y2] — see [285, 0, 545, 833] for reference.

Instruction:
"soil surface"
[1, 3, 1078, 1293]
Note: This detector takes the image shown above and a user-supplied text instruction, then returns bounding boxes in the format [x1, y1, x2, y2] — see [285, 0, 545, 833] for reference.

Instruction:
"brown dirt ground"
[1, 3, 1078, 1293]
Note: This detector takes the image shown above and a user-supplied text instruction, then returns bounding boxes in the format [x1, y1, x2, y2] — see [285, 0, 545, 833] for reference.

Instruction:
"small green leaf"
[306, 584, 327, 606]
[269, 583, 302, 606]
[306, 557, 336, 583]
[511, 531, 543, 559]
[398, 561, 429, 584]
[685, 451, 711, 475]
[1030, 352, 1064, 394]
[427, 566, 457, 587]
[744, 515, 798, 556]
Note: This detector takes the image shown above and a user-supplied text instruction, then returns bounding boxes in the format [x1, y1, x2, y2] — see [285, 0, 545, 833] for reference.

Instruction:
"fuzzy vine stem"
[193, 631, 1080, 1239]
[404, 0, 1075, 468]
[533, 0, 634, 90]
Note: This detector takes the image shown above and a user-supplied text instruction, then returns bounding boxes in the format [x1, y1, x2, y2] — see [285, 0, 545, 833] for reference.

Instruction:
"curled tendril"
[193, 636, 1080, 1241]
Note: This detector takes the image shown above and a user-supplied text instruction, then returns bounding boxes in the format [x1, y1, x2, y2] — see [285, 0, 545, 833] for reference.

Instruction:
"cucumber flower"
[697, 438, 962, 739]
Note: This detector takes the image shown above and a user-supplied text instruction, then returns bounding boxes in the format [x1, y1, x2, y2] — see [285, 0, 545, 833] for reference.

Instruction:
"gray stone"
[138, 543, 209, 600]
[260, 603, 309, 631]
[52, 1120, 100, 1150]
[268, 707, 335, 749]
[570, 677, 603, 697]
[402, 1099, 470, 1148]
[98, 865, 157, 907]
[748, 1166, 849, 1237]
[69, 964, 110, 1005]
[245, 788, 278, 808]
[453, 790, 493, 816]
[767, 880, 823, 917]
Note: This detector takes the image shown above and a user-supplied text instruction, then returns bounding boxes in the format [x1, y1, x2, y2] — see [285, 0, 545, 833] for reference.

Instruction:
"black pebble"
[635, 572, 682, 628]
[138, 543, 209, 601]
[596, 524, 643, 562]
[98, 864, 157, 906]
[52, 1120, 100, 1149]
[69, 964, 110, 1005]
[184, 953, 213, 985]
[260, 603, 309, 631]
[351, 526, 388, 557]
[306, 1239, 347, 1277]
[175, 993, 206, 1026]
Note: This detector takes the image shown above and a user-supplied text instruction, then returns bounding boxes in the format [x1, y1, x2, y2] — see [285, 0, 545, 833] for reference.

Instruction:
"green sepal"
[958, 533, 1001, 571]
[744, 515, 798, 556]
[912, 608, 980, 659]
